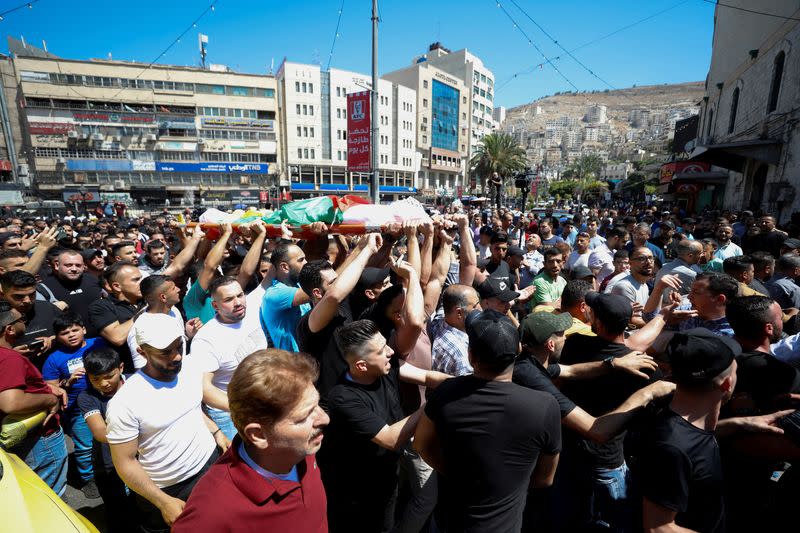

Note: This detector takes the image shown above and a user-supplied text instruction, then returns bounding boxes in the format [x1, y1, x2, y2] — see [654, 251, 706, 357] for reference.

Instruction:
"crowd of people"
[0, 200, 799, 533]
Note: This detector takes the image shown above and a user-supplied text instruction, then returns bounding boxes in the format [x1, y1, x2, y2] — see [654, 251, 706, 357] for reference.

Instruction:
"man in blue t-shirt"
[261, 241, 311, 351]
[42, 311, 106, 496]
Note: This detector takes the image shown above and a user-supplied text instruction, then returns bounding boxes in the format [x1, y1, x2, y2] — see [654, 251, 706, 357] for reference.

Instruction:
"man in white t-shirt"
[611, 246, 654, 328]
[106, 313, 229, 532]
[196, 276, 269, 439]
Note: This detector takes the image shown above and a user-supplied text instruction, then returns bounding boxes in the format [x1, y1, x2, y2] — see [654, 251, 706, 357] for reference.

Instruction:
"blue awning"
[290, 183, 315, 190]
[380, 186, 417, 193]
[319, 184, 351, 191]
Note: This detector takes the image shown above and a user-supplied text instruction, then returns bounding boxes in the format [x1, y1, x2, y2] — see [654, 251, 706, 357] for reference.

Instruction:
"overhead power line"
[0, 0, 39, 20]
[492, 0, 579, 92]
[326, 0, 346, 71]
[700, 0, 800, 22]
[108, 0, 219, 100]
[496, 0, 689, 92]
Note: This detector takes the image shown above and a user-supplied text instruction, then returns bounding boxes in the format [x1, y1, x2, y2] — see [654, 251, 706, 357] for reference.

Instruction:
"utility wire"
[108, 0, 219, 100]
[700, 0, 800, 22]
[492, 0, 579, 92]
[326, 0, 346, 71]
[496, 0, 689, 92]
[0, 0, 39, 20]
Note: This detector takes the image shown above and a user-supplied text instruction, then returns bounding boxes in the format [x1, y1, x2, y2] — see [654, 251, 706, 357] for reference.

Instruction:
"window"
[337, 108, 341, 119]
[309, 105, 314, 116]
[310, 127, 315, 138]
[302, 82, 307, 92]
[310, 149, 315, 158]
[767, 51, 785, 113]
[728, 88, 740, 134]
[309, 83, 313, 93]
[303, 104, 308, 115]
[295, 81, 301, 92]
[303, 126, 308, 137]
[296, 104, 301, 115]
[298, 148, 303, 158]
[706, 108, 714, 139]
[423, 80, 428, 89]
[422, 135, 427, 143]
[336, 87, 341, 97]
[304, 148, 309, 158]
[423, 99, 428, 108]
[229, 86, 252, 97]
[297, 126, 302, 137]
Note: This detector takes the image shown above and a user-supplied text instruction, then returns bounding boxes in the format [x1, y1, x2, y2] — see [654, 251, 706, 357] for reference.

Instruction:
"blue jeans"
[13, 427, 69, 497]
[207, 407, 237, 440]
[591, 462, 633, 532]
[63, 409, 94, 483]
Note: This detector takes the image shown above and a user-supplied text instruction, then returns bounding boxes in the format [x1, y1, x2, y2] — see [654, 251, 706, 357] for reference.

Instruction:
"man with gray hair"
[654, 238, 704, 304]
[766, 254, 800, 309]
[626, 222, 665, 267]
[430, 284, 481, 376]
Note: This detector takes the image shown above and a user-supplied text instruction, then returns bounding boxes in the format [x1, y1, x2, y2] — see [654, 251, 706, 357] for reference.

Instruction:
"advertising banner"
[200, 117, 275, 130]
[347, 91, 371, 172]
[62, 189, 100, 203]
[29, 122, 74, 134]
[659, 161, 710, 184]
[155, 162, 268, 174]
[66, 160, 133, 172]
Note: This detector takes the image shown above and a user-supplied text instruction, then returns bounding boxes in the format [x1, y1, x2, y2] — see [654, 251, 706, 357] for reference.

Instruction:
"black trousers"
[134, 448, 220, 533]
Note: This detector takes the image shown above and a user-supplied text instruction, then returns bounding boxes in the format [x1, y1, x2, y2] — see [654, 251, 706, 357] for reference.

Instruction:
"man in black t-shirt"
[558, 292, 664, 531]
[296, 235, 380, 404]
[637, 329, 742, 533]
[42, 249, 103, 336]
[88, 262, 142, 371]
[475, 230, 511, 285]
[416, 309, 561, 533]
[319, 319, 450, 533]
[0, 270, 63, 363]
[751, 215, 786, 257]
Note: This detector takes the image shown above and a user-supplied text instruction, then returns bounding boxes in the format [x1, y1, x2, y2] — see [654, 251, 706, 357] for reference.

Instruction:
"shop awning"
[672, 171, 729, 185]
[688, 138, 782, 172]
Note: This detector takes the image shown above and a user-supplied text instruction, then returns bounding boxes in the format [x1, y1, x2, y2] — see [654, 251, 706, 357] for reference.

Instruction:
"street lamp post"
[370, 0, 380, 204]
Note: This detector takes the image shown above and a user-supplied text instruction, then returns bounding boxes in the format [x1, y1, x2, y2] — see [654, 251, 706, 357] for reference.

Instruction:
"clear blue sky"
[5, 0, 714, 107]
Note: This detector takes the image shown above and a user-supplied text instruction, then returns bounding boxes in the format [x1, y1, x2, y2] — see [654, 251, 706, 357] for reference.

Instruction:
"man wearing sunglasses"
[611, 247, 655, 328]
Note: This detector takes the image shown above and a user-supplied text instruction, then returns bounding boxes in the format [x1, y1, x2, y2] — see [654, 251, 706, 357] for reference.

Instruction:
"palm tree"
[469, 132, 527, 192]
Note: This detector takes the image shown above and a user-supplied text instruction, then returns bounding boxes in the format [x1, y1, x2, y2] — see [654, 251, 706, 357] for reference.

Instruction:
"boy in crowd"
[41, 312, 107, 498]
[76, 346, 136, 532]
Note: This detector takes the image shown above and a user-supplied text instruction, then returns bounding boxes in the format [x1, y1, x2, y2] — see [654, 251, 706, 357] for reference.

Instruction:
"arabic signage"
[29, 122, 74, 135]
[155, 162, 268, 174]
[347, 91, 371, 172]
[73, 112, 155, 124]
[200, 117, 275, 130]
[62, 188, 100, 204]
[66, 160, 133, 171]
[231, 189, 259, 205]
[659, 161, 710, 184]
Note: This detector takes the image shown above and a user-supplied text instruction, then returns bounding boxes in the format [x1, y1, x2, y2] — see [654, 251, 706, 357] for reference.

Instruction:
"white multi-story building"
[384, 56, 470, 196]
[585, 104, 607, 124]
[583, 127, 599, 142]
[276, 61, 417, 200]
[564, 130, 582, 150]
[601, 161, 633, 181]
[493, 106, 506, 126]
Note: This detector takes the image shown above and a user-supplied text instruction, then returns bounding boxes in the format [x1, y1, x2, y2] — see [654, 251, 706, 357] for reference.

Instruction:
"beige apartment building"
[13, 41, 279, 209]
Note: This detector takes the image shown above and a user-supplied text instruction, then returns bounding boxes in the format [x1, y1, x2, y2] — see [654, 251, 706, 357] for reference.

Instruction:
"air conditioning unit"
[67, 130, 79, 139]
[114, 180, 126, 189]
[56, 157, 67, 164]
[91, 133, 104, 141]
[197, 138, 205, 145]
[240, 176, 250, 185]
[74, 173, 86, 183]
[17, 163, 29, 177]
[145, 134, 157, 142]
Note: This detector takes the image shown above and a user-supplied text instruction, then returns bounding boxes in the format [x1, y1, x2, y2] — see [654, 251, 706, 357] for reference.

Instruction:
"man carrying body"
[261, 241, 311, 351]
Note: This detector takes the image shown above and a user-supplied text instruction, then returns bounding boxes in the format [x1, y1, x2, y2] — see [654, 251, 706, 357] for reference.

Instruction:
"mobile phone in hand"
[25, 339, 45, 350]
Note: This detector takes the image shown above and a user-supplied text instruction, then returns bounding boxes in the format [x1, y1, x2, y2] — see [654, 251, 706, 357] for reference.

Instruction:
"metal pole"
[370, 0, 380, 204]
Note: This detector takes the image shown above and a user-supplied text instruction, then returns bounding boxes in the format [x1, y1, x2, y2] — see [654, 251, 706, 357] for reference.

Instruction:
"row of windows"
[379, 135, 389, 145]
[159, 151, 197, 161]
[295, 81, 314, 94]
[380, 115, 389, 126]
[34, 147, 275, 163]
[401, 139, 412, 149]
[472, 71, 493, 87]
[473, 86, 493, 100]
[379, 95, 389, 106]
[336, 129, 348, 141]
[380, 154, 389, 164]
[297, 148, 317, 159]
[202, 152, 274, 162]
[199, 107, 257, 118]
[22, 71, 275, 98]
[296, 126, 316, 138]
[401, 157, 413, 166]
[35, 148, 127, 159]
[198, 129, 275, 141]
[335, 108, 347, 119]
[402, 120, 413, 131]
[402, 102, 413, 112]
[25, 97, 192, 114]
[296, 104, 315, 116]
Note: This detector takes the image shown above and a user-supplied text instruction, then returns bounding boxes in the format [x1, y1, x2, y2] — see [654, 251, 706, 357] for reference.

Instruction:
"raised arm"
[198, 223, 233, 290]
[23, 227, 58, 276]
[404, 221, 422, 280]
[391, 261, 427, 356]
[418, 221, 435, 286]
[455, 214, 478, 286]
[423, 229, 454, 317]
[235, 221, 267, 289]
[163, 227, 204, 278]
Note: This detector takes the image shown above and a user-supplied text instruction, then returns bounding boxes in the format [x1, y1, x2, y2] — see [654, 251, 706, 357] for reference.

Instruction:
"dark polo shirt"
[173, 437, 328, 533]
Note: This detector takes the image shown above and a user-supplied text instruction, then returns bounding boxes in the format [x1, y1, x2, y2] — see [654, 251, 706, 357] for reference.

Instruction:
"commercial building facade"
[13, 42, 279, 209]
[275, 61, 417, 200]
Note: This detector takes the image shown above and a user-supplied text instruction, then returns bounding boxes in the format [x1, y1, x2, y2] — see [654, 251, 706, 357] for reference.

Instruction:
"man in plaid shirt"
[429, 285, 481, 376]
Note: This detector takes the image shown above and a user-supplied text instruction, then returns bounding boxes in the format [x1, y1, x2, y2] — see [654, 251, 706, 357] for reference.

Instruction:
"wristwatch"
[602, 355, 615, 371]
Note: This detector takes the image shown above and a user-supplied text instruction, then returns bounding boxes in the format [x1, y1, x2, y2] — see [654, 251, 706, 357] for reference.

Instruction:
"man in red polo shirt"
[173, 349, 329, 532]
[0, 302, 69, 495]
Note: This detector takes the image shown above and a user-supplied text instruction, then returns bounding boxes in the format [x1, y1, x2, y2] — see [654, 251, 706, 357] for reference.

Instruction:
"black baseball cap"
[478, 278, 518, 302]
[660, 221, 676, 231]
[667, 329, 741, 386]
[80, 248, 103, 261]
[520, 311, 573, 345]
[507, 245, 525, 258]
[465, 309, 519, 365]
[585, 292, 632, 332]
[571, 265, 594, 280]
[784, 238, 800, 250]
[357, 267, 390, 290]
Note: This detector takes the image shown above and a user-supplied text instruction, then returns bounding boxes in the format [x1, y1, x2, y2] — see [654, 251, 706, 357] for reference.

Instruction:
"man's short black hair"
[270, 241, 295, 268]
[490, 231, 508, 245]
[726, 295, 776, 341]
[613, 249, 629, 261]
[776, 254, 800, 273]
[543, 248, 562, 260]
[694, 272, 739, 301]
[53, 311, 85, 334]
[145, 239, 166, 253]
[561, 280, 592, 310]
[111, 240, 136, 256]
[335, 319, 380, 362]
[606, 226, 629, 241]
[139, 274, 173, 300]
[0, 270, 36, 290]
[83, 346, 121, 376]
[0, 249, 28, 261]
[103, 260, 138, 285]
[723, 255, 753, 277]
[208, 275, 239, 297]
[750, 251, 775, 272]
[299, 260, 334, 296]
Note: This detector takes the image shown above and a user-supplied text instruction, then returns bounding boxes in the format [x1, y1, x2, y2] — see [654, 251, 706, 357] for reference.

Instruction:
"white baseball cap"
[134, 312, 184, 350]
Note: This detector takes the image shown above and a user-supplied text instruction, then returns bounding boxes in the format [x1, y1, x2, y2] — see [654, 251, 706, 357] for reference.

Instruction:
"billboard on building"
[659, 161, 710, 184]
[347, 91, 371, 172]
[155, 162, 268, 174]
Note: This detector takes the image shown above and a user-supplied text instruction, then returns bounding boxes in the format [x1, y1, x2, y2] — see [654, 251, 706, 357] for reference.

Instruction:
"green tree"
[548, 179, 578, 198]
[470, 132, 527, 191]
